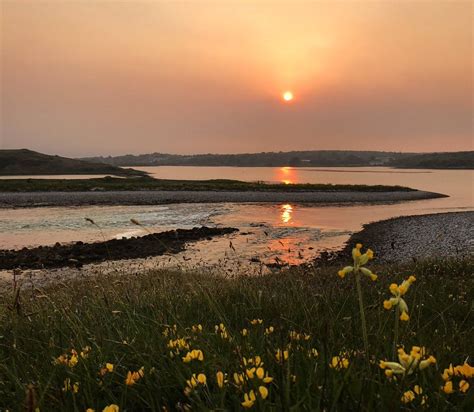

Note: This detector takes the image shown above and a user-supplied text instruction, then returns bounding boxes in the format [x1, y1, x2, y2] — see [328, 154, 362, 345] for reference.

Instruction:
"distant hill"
[83, 150, 473, 169]
[0, 149, 147, 176]
[83, 150, 416, 168]
[388, 151, 474, 169]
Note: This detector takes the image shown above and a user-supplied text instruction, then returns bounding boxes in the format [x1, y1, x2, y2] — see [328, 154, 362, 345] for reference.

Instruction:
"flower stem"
[392, 305, 399, 358]
[355, 270, 369, 363]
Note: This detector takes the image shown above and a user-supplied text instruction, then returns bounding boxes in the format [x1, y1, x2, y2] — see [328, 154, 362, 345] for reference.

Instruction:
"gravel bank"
[337, 211, 473, 263]
[0, 189, 445, 207]
[0, 227, 238, 270]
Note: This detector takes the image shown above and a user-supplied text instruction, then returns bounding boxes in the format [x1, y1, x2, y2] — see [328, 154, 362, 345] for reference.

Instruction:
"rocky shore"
[0, 226, 238, 270]
[0, 189, 445, 208]
[332, 211, 473, 264]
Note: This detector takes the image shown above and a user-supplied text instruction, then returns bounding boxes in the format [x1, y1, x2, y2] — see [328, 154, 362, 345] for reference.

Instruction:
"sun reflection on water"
[281, 204, 293, 224]
[277, 167, 296, 184]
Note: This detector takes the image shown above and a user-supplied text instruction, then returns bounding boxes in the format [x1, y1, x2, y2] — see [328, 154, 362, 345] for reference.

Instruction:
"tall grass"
[0, 257, 472, 410]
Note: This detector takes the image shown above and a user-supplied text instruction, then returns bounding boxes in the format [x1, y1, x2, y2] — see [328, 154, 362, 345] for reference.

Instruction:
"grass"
[0, 176, 416, 193]
[0, 255, 472, 411]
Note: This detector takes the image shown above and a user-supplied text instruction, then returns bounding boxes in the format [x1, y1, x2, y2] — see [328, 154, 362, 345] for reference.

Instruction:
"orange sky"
[1, 0, 472, 156]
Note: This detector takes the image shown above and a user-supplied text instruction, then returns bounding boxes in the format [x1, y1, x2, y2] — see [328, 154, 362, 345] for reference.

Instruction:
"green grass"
[0, 257, 472, 411]
[0, 176, 416, 193]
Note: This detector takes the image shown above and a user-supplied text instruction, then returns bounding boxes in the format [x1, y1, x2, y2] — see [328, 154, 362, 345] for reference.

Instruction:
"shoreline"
[323, 211, 474, 264]
[0, 226, 238, 270]
[0, 189, 445, 208]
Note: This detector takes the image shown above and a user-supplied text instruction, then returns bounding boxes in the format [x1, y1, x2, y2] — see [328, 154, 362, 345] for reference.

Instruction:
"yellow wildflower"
[216, 371, 225, 388]
[241, 328, 248, 336]
[62, 378, 79, 393]
[338, 244, 377, 280]
[455, 362, 474, 378]
[191, 324, 203, 333]
[197, 373, 207, 385]
[400, 311, 409, 321]
[309, 348, 319, 358]
[258, 386, 269, 399]
[215, 323, 229, 339]
[246, 367, 256, 379]
[241, 390, 256, 408]
[459, 380, 469, 393]
[380, 347, 435, 377]
[264, 326, 274, 335]
[125, 367, 145, 386]
[442, 380, 454, 394]
[182, 349, 204, 363]
[419, 355, 437, 370]
[233, 372, 245, 386]
[401, 390, 415, 403]
[100, 362, 114, 376]
[86, 409, 95, 412]
[102, 405, 119, 412]
[250, 319, 263, 325]
[384, 276, 416, 320]
[330, 355, 349, 370]
[275, 349, 289, 363]
[413, 385, 423, 395]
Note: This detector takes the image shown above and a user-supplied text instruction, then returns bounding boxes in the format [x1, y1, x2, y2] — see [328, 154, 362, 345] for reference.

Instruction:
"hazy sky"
[1, 0, 472, 156]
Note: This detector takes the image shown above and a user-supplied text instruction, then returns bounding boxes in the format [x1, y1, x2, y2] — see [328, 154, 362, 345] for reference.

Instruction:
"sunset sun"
[282, 91, 294, 102]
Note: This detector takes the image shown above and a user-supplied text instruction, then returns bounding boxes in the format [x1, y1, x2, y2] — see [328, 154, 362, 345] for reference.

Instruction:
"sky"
[1, 0, 472, 157]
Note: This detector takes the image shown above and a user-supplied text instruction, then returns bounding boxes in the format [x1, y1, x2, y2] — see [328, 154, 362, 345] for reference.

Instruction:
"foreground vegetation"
[0, 254, 472, 410]
[0, 176, 415, 193]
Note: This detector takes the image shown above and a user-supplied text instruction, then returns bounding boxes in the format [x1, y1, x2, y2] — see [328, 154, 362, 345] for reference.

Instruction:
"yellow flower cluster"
[330, 354, 350, 370]
[241, 386, 268, 408]
[383, 276, 416, 321]
[216, 371, 226, 388]
[167, 337, 190, 357]
[275, 348, 289, 363]
[125, 367, 144, 386]
[338, 243, 377, 281]
[182, 349, 204, 363]
[102, 405, 119, 412]
[441, 362, 473, 394]
[401, 385, 425, 404]
[250, 319, 263, 325]
[184, 373, 207, 396]
[99, 363, 114, 376]
[191, 324, 203, 333]
[379, 346, 436, 377]
[162, 324, 178, 337]
[232, 356, 273, 408]
[289, 330, 311, 341]
[215, 323, 229, 339]
[264, 326, 274, 335]
[62, 378, 79, 394]
[55, 348, 83, 368]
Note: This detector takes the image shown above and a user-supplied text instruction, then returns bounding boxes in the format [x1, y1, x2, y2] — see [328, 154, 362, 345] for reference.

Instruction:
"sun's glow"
[281, 204, 293, 224]
[282, 91, 294, 102]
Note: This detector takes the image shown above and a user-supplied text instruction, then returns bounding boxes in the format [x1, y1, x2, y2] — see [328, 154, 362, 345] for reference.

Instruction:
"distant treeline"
[83, 150, 473, 169]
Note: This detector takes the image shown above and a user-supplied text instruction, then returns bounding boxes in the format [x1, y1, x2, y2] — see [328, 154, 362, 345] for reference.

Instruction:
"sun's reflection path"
[277, 167, 296, 184]
[281, 204, 293, 224]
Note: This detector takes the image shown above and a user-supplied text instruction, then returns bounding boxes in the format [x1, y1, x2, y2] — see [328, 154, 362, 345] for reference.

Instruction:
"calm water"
[1, 167, 472, 267]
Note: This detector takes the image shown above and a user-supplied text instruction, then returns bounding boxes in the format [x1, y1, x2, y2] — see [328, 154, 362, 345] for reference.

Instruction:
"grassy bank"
[0, 176, 415, 193]
[0, 255, 472, 410]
